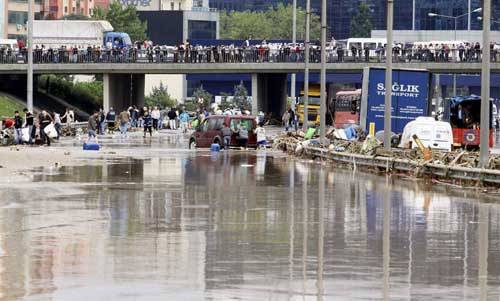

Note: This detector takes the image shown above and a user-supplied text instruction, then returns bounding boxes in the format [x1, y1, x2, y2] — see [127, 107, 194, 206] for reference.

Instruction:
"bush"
[144, 83, 177, 109]
[40, 75, 102, 113]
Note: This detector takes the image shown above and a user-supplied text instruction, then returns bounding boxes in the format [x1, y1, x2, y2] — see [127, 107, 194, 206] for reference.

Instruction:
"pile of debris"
[273, 127, 500, 170]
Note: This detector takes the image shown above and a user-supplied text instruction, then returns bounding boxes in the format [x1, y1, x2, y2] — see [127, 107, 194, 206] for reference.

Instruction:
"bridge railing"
[0, 48, 496, 64]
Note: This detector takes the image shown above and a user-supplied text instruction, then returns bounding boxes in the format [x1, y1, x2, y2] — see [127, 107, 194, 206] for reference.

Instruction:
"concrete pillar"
[103, 73, 110, 112]
[132, 74, 145, 109]
[103, 73, 145, 112]
[251, 73, 259, 116]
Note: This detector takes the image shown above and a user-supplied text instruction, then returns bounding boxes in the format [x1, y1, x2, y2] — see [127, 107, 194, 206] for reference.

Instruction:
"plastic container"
[83, 142, 100, 151]
[210, 143, 220, 152]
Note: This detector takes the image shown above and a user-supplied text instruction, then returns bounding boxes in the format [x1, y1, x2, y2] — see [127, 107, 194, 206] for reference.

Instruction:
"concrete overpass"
[0, 62, 499, 74]
[3, 61, 498, 117]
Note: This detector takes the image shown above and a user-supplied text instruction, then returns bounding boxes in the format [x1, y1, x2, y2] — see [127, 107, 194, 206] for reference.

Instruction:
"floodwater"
[0, 134, 499, 300]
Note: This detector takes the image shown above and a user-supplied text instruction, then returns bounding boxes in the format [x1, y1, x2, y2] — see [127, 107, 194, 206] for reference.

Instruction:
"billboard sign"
[362, 68, 430, 134]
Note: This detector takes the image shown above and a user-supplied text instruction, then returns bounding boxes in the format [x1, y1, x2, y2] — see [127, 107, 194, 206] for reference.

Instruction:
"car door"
[196, 119, 210, 147]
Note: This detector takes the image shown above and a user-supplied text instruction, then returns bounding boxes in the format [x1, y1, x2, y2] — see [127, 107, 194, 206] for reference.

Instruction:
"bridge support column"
[251, 74, 259, 116]
[103, 73, 145, 112]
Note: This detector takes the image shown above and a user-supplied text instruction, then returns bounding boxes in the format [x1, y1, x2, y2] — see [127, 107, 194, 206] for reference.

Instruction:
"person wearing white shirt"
[151, 107, 161, 131]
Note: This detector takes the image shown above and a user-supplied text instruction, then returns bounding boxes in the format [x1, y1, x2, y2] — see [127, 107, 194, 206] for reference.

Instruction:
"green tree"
[92, 2, 147, 42]
[60, 14, 90, 20]
[220, 4, 321, 40]
[144, 83, 177, 109]
[233, 82, 251, 111]
[192, 86, 212, 110]
[349, 2, 372, 38]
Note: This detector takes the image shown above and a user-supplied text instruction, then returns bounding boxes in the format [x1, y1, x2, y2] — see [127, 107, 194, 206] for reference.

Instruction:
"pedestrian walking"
[221, 122, 232, 149]
[179, 110, 190, 133]
[87, 111, 99, 143]
[143, 110, 153, 138]
[106, 107, 116, 133]
[23, 108, 34, 144]
[254, 122, 267, 150]
[151, 106, 161, 130]
[167, 107, 177, 130]
[13, 110, 23, 145]
[119, 109, 130, 136]
[54, 111, 62, 139]
[39, 110, 53, 146]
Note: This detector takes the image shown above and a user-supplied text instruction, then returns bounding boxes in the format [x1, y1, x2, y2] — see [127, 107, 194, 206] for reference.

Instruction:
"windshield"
[299, 97, 321, 106]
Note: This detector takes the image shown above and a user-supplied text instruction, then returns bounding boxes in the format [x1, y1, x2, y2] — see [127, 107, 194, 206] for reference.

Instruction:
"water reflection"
[0, 150, 499, 299]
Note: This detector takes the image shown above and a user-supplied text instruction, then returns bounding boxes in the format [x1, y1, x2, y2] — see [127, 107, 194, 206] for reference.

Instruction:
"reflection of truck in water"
[297, 84, 360, 127]
[446, 95, 494, 148]
[33, 20, 132, 49]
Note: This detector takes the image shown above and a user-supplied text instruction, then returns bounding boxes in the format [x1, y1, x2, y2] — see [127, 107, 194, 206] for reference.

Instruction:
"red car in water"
[189, 115, 257, 149]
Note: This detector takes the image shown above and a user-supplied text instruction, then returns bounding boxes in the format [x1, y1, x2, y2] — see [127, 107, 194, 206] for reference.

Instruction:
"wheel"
[189, 139, 197, 149]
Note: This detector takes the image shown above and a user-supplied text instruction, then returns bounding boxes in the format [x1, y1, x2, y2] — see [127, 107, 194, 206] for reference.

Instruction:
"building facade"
[208, 0, 496, 39]
[2, 0, 43, 39]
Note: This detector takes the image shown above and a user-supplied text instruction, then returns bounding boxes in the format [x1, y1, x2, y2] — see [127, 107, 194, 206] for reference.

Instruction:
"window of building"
[64, 6, 68, 13]
[193, 0, 203, 7]
[170, 2, 174, 10]
[8, 11, 28, 25]
[89, 8, 92, 15]
[72, 7, 75, 13]
[188, 20, 216, 39]
[178, 2, 181, 10]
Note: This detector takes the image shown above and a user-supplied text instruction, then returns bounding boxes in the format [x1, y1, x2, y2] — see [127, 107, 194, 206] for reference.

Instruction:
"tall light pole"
[319, 0, 327, 144]
[291, 0, 297, 108]
[384, 0, 394, 151]
[428, 8, 482, 41]
[303, 0, 311, 132]
[27, 0, 34, 112]
[480, 0, 491, 168]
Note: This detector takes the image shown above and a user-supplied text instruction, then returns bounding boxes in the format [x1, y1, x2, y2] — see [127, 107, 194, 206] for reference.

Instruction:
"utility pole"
[291, 0, 297, 108]
[27, 0, 34, 112]
[319, 0, 327, 144]
[384, 0, 394, 151]
[480, 0, 491, 168]
[468, 0, 472, 30]
[303, 0, 310, 131]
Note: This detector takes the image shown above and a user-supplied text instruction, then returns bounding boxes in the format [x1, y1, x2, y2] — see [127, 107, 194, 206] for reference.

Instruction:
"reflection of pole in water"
[463, 211, 469, 300]
[289, 163, 295, 297]
[302, 170, 308, 298]
[479, 205, 489, 301]
[383, 179, 391, 300]
[317, 168, 325, 300]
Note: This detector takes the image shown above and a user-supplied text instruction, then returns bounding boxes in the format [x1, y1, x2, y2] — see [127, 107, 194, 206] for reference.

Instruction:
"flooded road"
[0, 134, 499, 300]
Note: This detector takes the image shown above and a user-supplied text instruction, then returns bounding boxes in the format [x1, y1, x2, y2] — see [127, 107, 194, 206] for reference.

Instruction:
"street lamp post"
[291, 0, 297, 107]
[27, 0, 34, 112]
[480, 0, 491, 168]
[319, 0, 326, 144]
[428, 8, 482, 41]
[303, 0, 311, 132]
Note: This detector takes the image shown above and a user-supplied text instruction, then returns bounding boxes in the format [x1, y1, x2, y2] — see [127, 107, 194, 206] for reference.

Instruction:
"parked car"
[189, 115, 257, 149]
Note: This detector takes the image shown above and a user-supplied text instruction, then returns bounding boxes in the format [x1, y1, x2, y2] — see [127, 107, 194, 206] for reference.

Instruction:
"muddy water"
[0, 139, 499, 300]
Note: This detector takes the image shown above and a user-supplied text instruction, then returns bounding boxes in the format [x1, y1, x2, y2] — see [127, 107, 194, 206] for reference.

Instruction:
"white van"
[399, 117, 453, 152]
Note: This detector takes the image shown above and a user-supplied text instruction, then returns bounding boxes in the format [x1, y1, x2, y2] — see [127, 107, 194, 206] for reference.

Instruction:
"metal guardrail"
[0, 48, 497, 65]
[303, 146, 500, 185]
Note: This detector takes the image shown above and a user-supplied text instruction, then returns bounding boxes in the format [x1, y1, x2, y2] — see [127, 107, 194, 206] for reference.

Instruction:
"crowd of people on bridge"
[3, 38, 500, 64]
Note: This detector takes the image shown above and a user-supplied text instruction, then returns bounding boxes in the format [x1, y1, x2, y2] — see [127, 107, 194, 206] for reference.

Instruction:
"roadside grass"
[0, 96, 25, 119]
